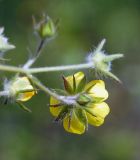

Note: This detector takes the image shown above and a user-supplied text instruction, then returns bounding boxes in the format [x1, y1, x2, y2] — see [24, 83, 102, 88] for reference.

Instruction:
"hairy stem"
[28, 63, 93, 73]
[28, 75, 66, 103]
[23, 39, 45, 69]
[0, 62, 93, 74]
[0, 64, 26, 73]
[0, 62, 93, 102]
[0, 91, 9, 96]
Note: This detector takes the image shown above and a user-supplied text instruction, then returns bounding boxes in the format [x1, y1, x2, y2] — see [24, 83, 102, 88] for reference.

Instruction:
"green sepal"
[67, 110, 73, 129]
[102, 69, 121, 83]
[77, 94, 91, 106]
[76, 108, 88, 130]
[34, 16, 56, 39]
[54, 106, 68, 122]
[41, 18, 56, 38]
[16, 101, 32, 113]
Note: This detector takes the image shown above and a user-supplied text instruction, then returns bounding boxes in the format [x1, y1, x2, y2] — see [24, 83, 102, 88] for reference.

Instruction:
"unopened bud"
[5, 76, 36, 102]
[34, 15, 56, 39]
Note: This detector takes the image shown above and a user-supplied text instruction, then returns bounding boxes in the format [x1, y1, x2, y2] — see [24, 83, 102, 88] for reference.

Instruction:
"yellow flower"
[8, 76, 36, 102]
[50, 72, 110, 134]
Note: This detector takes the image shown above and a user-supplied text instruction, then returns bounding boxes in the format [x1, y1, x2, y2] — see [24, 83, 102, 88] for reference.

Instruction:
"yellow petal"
[66, 72, 85, 90]
[86, 114, 104, 126]
[85, 80, 105, 90]
[50, 96, 63, 117]
[86, 102, 110, 126]
[63, 110, 85, 134]
[17, 92, 35, 102]
[85, 80, 108, 102]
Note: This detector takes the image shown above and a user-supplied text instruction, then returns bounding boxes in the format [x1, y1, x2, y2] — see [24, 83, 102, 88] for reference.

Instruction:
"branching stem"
[0, 62, 93, 74]
[28, 62, 93, 73]
[0, 62, 93, 103]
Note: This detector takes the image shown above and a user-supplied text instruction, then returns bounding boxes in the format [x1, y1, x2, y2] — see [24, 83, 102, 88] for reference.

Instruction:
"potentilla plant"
[0, 15, 123, 134]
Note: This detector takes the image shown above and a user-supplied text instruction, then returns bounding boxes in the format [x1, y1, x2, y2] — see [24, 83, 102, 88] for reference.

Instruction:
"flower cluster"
[0, 15, 123, 135]
[50, 72, 110, 134]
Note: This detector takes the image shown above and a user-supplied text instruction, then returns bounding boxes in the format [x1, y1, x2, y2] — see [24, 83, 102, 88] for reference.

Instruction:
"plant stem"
[0, 64, 25, 73]
[28, 63, 93, 73]
[23, 39, 45, 69]
[0, 91, 9, 96]
[0, 62, 93, 102]
[0, 62, 93, 74]
[28, 75, 66, 102]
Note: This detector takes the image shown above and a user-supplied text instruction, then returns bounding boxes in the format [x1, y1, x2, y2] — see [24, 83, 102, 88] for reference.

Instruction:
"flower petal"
[17, 92, 35, 102]
[63, 110, 85, 134]
[85, 80, 108, 102]
[66, 72, 85, 93]
[86, 114, 104, 126]
[86, 102, 110, 126]
[50, 96, 63, 117]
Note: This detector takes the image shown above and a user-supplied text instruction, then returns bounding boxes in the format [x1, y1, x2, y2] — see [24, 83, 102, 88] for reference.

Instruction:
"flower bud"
[34, 15, 56, 39]
[5, 76, 35, 102]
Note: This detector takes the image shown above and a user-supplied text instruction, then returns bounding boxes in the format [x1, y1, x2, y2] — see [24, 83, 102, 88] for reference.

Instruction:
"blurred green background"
[0, 0, 140, 160]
